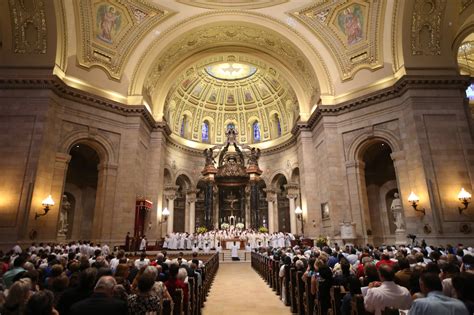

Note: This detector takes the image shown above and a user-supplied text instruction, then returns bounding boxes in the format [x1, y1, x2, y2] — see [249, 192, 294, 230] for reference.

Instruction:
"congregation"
[252, 241, 474, 315]
[1, 237, 473, 315]
[0, 241, 217, 315]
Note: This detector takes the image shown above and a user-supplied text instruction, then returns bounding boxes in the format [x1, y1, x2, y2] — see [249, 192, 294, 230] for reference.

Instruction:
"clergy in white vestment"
[139, 236, 147, 251]
[216, 242, 222, 253]
[204, 242, 210, 253]
[192, 243, 199, 253]
[231, 242, 240, 261]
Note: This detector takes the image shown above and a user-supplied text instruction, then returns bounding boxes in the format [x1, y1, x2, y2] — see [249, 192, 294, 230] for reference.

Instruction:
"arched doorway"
[257, 180, 268, 228]
[273, 174, 290, 232]
[174, 175, 191, 232]
[362, 141, 398, 244]
[64, 144, 100, 240]
[195, 180, 207, 229]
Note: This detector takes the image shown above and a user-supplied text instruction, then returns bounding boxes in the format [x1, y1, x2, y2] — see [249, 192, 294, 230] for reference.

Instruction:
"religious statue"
[248, 147, 261, 166]
[225, 126, 238, 144]
[390, 192, 404, 231]
[203, 148, 215, 166]
[58, 194, 71, 236]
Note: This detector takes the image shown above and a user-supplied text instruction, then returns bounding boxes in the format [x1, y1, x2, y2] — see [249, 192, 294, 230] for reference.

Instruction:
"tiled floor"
[203, 263, 291, 315]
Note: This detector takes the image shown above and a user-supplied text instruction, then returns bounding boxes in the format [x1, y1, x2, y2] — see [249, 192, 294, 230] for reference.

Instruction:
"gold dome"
[164, 54, 298, 145]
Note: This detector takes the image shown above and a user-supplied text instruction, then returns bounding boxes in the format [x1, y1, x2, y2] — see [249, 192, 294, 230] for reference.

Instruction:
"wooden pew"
[296, 270, 305, 315]
[289, 267, 298, 313]
[330, 286, 344, 315]
[304, 275, 315, 315]
[172, 288, 183, 315]
[283, 265, 291, 306]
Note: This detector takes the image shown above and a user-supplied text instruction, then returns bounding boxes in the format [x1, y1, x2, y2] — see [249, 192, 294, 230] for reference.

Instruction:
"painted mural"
[336, 4, 364, 45]
[95, 3, 122, 44]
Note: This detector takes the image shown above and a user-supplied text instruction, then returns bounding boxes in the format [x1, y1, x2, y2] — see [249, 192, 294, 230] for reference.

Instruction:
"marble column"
[264, 188, 277, 233]
[345, 160, 370, 244]
[285, 183, 299, 235]
[186, 190, 198, 233]
[164, 185, 179, 234]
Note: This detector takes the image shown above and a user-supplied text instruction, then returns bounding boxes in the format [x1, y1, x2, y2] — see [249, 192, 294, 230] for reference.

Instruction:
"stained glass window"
[202, 121, 209, 142]
[253, 121, 260, 142]
[467, 83, 474, 101]
[180, 116, 186, 137]
[277, 118, 282, 137]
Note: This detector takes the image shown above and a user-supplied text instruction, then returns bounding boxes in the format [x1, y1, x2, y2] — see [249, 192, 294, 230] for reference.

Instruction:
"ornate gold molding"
[290, 0, 386, 81]
[130, 10, 334, 99]
[411, 0, 447, 56]
[176, 0, 289, 10]
[8, 0, 47, 54]
[75, 0, 175, 80]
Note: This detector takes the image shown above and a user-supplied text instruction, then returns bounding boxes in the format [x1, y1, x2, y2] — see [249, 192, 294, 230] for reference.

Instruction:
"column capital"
[284, 183, 299, 199]
[390, 151, 405, 162]
[186, 189, 198, 203]
[345, 160, 365, 170]
[55, 152, 71, 164]
[164, 185, 179, 200]
[264, 188, 277, 202]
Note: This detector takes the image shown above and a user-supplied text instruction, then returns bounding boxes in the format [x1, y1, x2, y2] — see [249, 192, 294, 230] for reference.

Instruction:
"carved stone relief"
[8, 0, 47, 54]
[411, 0, 447, 56]
[75, 0, 174, 80]
[291, 0, 385, 80]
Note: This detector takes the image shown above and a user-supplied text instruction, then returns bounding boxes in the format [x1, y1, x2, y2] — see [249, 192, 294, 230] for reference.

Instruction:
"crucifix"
[224, 192, 238, 226]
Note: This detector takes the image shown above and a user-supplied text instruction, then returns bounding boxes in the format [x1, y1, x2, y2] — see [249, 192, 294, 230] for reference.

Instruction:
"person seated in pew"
[409, 272, 469, 315]
[165, 263, 189, 305]
[364, 264, 412, 315]
[127, 272, 161, 315]
[340, 276, 361, 315]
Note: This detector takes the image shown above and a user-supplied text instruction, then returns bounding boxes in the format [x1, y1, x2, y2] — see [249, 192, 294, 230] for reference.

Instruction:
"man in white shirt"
[364, 264, 412, 315]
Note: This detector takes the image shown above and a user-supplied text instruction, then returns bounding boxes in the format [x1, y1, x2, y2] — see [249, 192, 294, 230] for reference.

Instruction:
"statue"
[390, 192, 404, 231]
[203, 148, 215, 166]
[248, 147, 261, 166]
[225, 126, 238, 144]
[58, 194, 71, 236]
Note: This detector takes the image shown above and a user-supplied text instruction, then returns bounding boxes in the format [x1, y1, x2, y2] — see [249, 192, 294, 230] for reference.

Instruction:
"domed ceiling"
[164, 54, 298, 145]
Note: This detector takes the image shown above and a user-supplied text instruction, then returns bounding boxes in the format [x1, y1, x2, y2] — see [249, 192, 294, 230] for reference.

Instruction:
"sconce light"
[161, 207, 170, 222]
[35, 195, 55, 220]
[407, 192, 425, 215]
[458, 188, 472, 214]
[294, 206, 304, 235]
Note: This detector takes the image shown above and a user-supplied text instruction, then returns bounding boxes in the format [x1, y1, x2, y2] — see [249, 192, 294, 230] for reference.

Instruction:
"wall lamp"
[458, 188, 472, 214]
[407, 192, 425, 215]
[295, 206, 304, 236]
[161, 207, 170, 222]
[35, 195, 55, 220]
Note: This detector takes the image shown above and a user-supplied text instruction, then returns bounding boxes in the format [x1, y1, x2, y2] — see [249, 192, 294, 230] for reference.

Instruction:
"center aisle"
[203, 263, 291, 315]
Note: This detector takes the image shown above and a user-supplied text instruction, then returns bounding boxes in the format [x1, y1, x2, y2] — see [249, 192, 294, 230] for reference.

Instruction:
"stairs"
[219, 249, 250, 263]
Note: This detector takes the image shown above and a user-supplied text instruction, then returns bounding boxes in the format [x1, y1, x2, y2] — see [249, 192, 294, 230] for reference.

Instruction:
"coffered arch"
[130, 11, 335, 121]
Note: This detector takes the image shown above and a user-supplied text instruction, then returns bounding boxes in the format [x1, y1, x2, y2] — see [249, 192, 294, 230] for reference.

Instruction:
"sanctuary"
[1, 0, 474, 248]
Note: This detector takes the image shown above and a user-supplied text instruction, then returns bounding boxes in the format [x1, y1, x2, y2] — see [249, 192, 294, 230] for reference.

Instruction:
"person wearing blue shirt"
[409, 272, 468, 315]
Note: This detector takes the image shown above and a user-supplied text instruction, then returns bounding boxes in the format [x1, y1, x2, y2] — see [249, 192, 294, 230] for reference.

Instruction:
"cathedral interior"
[1, 0, 474, 248]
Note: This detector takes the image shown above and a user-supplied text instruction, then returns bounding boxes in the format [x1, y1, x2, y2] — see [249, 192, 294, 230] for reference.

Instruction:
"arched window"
[277, 118, 282, 137]
[253, 121, 261, 142]
[202, 121, 209, 142]
[180, 116, 186, 137]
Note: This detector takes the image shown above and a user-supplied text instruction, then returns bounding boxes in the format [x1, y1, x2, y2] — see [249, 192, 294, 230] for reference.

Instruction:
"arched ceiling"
[164, 53, 298, 145]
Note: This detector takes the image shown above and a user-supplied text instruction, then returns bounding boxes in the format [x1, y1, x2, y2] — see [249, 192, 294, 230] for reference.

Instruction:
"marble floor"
[202, 263, 291, 315]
